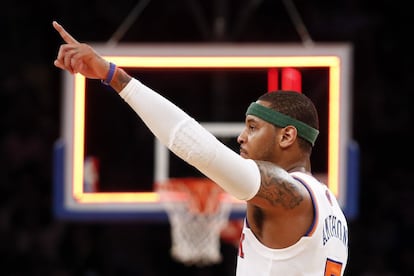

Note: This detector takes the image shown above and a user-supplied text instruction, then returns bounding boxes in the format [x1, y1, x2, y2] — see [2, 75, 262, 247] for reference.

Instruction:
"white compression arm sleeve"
[119, 78, 260, 200]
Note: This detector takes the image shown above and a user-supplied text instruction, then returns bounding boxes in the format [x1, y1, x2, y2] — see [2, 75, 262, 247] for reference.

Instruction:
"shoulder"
[251, 161, 312, 211]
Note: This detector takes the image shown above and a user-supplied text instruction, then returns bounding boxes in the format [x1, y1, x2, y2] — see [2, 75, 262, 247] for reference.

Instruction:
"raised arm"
[52, 21, 261, 201]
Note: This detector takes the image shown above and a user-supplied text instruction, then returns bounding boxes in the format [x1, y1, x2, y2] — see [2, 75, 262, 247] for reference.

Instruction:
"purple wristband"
[101, 62, 116, 85]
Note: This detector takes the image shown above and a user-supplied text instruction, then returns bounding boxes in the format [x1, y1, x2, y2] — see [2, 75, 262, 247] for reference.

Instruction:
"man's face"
[237, 102, 281, 163]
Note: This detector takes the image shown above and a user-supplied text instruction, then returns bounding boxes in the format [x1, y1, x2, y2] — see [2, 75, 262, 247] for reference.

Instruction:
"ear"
[279, 126, 298, 148]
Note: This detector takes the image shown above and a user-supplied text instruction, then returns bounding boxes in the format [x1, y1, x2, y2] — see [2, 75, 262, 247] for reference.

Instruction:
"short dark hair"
[258, 91, 319, 151]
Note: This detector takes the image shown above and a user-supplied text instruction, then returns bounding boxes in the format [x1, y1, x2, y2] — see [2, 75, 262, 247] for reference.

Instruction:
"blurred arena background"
[2, 0, 413, 275]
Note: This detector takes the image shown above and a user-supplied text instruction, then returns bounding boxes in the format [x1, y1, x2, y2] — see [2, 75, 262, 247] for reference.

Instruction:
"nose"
[237, 129, 246, 144]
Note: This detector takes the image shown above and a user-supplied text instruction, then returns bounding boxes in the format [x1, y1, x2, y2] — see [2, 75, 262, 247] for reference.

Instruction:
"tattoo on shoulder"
[255, 161, 303, 209]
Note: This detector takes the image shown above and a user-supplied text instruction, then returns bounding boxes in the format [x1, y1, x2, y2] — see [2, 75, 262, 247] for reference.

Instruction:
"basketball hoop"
[156, 177, 232, 266]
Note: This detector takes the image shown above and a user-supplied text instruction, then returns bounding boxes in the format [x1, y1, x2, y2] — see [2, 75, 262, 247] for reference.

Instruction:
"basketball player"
[53, 21, 348, 275]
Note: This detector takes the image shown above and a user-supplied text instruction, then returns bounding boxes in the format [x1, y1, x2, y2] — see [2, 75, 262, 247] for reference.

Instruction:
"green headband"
[246, 102, 319, 146]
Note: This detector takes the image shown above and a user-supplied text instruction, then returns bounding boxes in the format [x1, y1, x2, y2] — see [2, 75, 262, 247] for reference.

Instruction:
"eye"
[248, 124, 256, 131]
[245, 118, 258, 132]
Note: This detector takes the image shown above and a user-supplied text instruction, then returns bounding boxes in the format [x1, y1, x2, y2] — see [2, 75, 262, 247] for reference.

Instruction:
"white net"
[157, 178, 232, 266]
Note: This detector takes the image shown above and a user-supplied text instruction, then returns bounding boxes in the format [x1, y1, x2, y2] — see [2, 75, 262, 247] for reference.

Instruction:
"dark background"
[2, 0, 413, 275]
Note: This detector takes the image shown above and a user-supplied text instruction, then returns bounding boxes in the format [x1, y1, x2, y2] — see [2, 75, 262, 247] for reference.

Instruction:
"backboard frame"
[53, 43, 358, 221]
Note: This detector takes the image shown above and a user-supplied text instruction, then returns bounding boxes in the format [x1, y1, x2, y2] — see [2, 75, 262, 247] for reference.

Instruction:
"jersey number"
[324, 258, 343, 276]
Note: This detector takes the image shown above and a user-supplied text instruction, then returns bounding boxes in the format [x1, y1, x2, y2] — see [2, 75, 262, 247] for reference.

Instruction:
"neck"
[286, 159, 311, 174]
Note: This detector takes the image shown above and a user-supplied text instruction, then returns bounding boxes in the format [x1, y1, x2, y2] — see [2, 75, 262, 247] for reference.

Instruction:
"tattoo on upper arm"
[255, 161, 303, 209]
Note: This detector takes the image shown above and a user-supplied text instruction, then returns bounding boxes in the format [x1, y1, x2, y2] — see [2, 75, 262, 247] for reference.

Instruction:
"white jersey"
[236, 171, 348, 276]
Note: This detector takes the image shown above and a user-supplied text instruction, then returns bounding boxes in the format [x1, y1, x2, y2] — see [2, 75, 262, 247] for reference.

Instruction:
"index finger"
[52, 21, 79, 44]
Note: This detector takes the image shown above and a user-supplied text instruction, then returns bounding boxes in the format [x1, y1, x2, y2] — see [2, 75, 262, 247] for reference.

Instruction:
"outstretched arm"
[52, 21, 261, 201]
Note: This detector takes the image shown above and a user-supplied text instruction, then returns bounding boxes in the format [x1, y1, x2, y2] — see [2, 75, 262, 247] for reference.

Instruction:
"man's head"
[238, 91, 319, 164]
[254, 91, 319, 151]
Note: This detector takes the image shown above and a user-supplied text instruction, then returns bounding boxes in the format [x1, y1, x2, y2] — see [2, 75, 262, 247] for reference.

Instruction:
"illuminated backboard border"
[53, 43, 359, 221]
